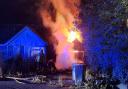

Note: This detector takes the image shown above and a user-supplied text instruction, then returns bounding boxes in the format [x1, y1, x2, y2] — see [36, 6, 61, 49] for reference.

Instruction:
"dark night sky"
[0, 0, 40, 24]
[0, 0, 86, 24]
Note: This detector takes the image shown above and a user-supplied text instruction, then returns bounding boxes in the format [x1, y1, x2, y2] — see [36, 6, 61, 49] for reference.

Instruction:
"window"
[31, 47, 44, 57]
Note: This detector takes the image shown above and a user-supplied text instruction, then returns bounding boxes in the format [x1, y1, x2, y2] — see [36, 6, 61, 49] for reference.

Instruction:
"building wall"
[0, 26, 47, 61]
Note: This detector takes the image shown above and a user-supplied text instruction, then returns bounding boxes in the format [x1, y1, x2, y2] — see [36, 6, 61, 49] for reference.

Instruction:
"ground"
[0, 79, 127, 89]
[0, 81, 67, 89]
[0, 74, 72, 89]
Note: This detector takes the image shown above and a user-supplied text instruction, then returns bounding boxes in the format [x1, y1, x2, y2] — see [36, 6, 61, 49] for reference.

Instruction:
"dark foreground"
[0, 74, 127, 89]
[0, 80, 67, 89]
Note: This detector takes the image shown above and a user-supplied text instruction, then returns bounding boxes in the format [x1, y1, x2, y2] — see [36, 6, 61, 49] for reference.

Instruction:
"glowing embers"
[67, 28, 82, 43]
[73, 50, 84, 64]
[68, 30, 77, 42]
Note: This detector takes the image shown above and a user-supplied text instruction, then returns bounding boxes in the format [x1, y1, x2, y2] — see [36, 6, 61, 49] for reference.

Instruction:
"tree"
[81, 0, 128, 81]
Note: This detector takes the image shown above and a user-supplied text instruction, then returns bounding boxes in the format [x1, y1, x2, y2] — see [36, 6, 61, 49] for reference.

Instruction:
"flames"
[39, 0, 83, 70]
[68, 29, 82, 43]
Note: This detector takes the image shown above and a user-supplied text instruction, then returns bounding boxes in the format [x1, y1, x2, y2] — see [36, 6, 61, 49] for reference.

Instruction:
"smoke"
[39, 0, 82, 70]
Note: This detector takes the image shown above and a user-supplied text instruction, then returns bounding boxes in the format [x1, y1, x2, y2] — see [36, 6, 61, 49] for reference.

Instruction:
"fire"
[39, 0, 83, 70]
[67, 29, 82, 43]
[68, 30, 77, 43]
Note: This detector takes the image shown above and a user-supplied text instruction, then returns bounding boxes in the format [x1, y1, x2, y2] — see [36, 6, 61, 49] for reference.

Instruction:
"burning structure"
[39, 0, 84, 70]
[38, 0, 86, 85]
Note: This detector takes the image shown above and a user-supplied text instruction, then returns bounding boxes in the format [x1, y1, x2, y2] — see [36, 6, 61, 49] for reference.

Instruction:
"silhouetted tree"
[81, 0, 128, 82]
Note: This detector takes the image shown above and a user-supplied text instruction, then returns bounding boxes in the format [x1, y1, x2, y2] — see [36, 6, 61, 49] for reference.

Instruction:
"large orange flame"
[68, 29, 82, 43]
[39, 0, 83, 70]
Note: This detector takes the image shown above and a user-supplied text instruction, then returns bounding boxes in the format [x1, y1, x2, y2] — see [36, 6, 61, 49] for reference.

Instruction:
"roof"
[6, 26, 47, 46]
[0, 24, 47, 46]
[0, 24, 24, 44]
